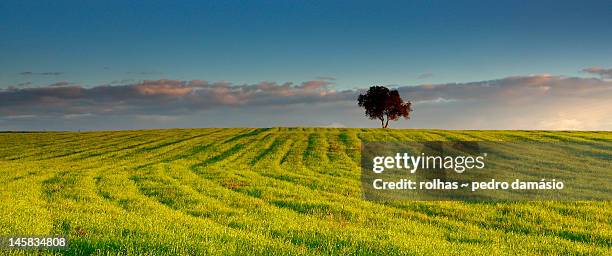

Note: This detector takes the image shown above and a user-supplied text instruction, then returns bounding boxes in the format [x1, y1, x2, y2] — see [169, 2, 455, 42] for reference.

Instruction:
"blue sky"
[1, 1, 611, 130]
[2, 0, 611, 88]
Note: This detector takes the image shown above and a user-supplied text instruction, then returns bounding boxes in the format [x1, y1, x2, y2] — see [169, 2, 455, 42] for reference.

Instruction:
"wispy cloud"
[19, 71, 63, 76]
[3, 114, 38, 120]
[16, 82, 32, 87]
[108, 79, 136, 85]
[63, 113, 94, 119]
[399, 75, 612, 102]
[48, 81, 72, 87]
[582, 67, 612, 79]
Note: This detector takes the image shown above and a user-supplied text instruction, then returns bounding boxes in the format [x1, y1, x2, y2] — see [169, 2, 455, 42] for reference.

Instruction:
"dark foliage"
[357, 86, 412, 128]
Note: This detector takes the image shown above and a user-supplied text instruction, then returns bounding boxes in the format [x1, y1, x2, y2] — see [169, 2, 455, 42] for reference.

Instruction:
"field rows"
[0, 128, 611, 255]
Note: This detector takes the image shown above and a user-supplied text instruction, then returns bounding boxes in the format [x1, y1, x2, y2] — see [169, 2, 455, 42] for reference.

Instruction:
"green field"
[0, 128, 610, 255]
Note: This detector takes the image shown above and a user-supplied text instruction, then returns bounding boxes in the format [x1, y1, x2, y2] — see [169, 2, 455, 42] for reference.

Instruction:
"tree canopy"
[357, 86, 412, 128]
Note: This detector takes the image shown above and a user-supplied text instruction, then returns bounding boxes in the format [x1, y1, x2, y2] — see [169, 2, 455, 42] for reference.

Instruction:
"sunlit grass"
[0, 128, 610, 255]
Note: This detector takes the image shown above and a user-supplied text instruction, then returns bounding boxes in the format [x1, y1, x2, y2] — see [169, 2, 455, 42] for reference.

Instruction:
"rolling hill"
[0, 128, 610, 255]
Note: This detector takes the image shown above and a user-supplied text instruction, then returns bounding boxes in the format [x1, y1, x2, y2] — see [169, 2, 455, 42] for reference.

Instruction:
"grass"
[0, 128, 610, 255]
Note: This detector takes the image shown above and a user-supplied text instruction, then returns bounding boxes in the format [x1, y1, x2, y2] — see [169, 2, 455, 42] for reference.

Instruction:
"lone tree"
[357, 86, 413, 128]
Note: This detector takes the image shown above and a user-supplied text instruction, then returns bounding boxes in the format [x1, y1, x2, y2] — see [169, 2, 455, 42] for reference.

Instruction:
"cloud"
[133, 79, 193, 96]
[2, 75, 612, 130]
[109, 79, 136, 85]
[394, 75, 612, 130]
[0, 79, 353, 117]
[16, 82, 32, 87]
[298, 80, 334, 90]
[19, 71, 63, 76]
[134, 114, 179, 123]
[416, 73, 434, 79]
[48, 81, 72, 87]
[4, 114, 37, 120]
[582, 67, 612, 79]
[63, 113, 94, 119]
[398, 75, 612, 102]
